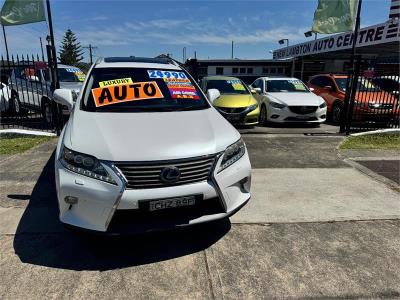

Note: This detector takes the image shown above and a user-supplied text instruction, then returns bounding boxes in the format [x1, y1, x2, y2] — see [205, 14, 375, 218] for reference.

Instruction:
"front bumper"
[216, 106, 260, 125]
[267, 105, 327, 123]
[55, 150, 251, 233]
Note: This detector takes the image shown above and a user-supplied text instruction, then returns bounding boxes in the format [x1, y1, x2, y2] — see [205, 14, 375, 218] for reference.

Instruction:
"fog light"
[271, 114, 280, 119]
[321, 115, 326, 119]
[240, 176, 251, 193]
[64, 196, 78, 204]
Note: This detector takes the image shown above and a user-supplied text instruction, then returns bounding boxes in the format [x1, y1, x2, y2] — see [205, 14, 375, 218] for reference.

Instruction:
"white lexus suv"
[53, 57, 251, 233]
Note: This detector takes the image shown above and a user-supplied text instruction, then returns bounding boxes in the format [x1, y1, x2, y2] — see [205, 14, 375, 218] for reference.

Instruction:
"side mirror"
[207, 88, 221, 103]
[309, 87, 315, 92]
[251, 87, 262, 94]
[323, 85, 333, 91]
[28, 75, 40, 82]
[53, 89, 74, 112]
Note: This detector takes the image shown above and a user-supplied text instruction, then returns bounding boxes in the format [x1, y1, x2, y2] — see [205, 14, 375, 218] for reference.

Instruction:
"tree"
[58, 29, 84, 66]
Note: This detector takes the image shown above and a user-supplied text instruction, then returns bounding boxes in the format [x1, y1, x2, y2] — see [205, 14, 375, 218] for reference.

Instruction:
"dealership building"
[273, 0, 399, 81]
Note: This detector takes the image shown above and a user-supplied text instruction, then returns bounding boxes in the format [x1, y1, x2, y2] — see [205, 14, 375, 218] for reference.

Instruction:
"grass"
[340, 133, 400, 150]
[0, 135, 54, 155]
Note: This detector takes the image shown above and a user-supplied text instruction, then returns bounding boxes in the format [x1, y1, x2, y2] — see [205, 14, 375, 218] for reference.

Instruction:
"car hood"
[60, 81, 83, 92]
[267, 92, 323, 106]
[64, 107, 240, 161]
[214, 94, 257, 108]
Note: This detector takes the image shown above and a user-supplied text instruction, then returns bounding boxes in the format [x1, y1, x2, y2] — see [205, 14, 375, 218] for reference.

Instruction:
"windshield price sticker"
[65, 68, 81, 73]
[91, 81, 163, 107]
[164, 78, 200, 100]
[148, 70, 188, 80]
[98, 78, 133, 87]
[227, 80, 246, 91]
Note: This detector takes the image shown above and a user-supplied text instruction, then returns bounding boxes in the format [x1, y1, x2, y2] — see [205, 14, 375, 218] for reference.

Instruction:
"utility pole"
[182, 47, 187, 63]
[231, 40, 234, 59]
[83, 44, 98, 65]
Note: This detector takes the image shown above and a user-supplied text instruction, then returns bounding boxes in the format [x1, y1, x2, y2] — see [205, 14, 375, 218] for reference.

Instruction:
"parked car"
[370, 76, 400, 96]
[200, 76, 259, 126]
[0, 82, 11, 113]
[8, 63, 85, 124]
[52, 56, 251, 233]
[250, 77, 327, 125]
[308, 74, 398, 124]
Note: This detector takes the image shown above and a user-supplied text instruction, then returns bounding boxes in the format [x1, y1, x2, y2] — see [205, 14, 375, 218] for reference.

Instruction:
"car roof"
[95, 56, 181, 70]
[203, 76, 241, 81]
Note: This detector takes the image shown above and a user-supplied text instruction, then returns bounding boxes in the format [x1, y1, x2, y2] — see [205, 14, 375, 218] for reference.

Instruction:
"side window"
[251, 79, 259, 89]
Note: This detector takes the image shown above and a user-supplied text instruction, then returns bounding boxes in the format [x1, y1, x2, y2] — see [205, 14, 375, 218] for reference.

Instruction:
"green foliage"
[0, 135, 54, 154]
[340, 133, 400, 150]
[58, 29, 84, 66]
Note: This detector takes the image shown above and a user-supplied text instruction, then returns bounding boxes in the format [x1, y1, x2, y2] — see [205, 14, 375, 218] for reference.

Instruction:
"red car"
[307, 74, 399, 124]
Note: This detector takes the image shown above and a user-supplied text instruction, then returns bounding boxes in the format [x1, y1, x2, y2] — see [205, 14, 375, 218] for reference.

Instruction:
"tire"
[41, 98, 53, 125]
[259, 104, 268, 126]
[332, 102, 342, 125]
[10, 92, 21, 115]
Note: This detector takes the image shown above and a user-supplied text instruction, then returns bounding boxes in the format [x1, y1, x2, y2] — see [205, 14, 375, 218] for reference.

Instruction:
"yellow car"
[201, 76, 260, 126]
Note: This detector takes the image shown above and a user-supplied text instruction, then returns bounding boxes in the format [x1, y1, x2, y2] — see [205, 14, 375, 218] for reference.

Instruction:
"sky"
[0, 0, 393, 62]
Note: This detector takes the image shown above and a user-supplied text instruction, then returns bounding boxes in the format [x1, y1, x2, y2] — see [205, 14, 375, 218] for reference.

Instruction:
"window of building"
[216, 67, 224, 75]
[277, 67, 284, 74]
[270, 67, 276, 74]
[232, 67, 238, 74]
[262, 67, 269, 74]
[240, 67, 246, 74]
[247, 67, 253, 74]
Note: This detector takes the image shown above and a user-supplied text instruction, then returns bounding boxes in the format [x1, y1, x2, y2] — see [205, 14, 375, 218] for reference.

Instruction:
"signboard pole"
[340, 0, 362, 134]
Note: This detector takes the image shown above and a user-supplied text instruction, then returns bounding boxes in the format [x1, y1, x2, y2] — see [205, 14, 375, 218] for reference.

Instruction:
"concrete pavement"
[0, 133, 399, 299]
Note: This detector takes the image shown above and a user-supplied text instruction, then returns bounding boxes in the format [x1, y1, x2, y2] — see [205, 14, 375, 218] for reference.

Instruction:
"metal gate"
[341, 58, 400, 134]
[0, 54, 62, 133]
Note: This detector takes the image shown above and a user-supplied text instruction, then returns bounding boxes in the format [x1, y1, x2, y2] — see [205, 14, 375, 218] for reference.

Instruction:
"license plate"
[148, 196, 196, 211]
[226, 114, 241, 121]
[296, 115, 311, 120]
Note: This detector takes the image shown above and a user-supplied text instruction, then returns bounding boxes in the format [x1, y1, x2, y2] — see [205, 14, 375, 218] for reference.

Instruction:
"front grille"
[285, 116, 318, 121]
[289, 106, 318, 115]
[368, 103, 393, 110]
[217, 107, 247, 114]
[114, 155, 218, 189]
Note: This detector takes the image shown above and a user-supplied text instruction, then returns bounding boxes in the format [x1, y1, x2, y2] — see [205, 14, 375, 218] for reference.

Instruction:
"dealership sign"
[273, 22, 399, 59]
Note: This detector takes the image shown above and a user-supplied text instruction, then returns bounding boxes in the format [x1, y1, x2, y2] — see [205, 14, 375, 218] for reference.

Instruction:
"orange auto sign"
[91, 81, 163, 107]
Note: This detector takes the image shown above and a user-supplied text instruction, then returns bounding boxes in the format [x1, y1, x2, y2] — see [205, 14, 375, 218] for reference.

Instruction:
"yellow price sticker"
[99, 77, 133, 87]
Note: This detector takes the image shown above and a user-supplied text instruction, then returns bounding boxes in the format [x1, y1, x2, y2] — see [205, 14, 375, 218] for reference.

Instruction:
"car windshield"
[81, 67, 210, 112]
[58, 67, 85, 82]
[335, 77, 380, 92]
[266, 79, 309, 93]
[43, 67, 85, 82]
[206, 79, 250, 95]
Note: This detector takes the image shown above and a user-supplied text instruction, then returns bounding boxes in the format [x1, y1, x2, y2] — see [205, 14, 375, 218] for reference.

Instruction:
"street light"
[278, 39, 289, 47]
[304, 30, 318, 40]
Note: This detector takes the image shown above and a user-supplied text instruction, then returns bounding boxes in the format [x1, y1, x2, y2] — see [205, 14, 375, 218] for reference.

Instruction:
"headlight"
[59, 146, 117, 185]
[319, 101, 327, 108]
[270, 101, 286, 109]
[218, 138, 246, 172]
[245, 104, 258, 113]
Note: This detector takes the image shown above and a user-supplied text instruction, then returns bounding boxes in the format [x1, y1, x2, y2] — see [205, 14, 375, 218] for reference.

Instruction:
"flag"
[312, 0, 358, 34]
[1, 0, 45, 26]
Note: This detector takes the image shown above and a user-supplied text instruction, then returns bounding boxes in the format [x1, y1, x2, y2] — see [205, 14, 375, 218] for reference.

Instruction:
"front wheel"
[332, 103, 342, 124]
[259, 104, 268, 126]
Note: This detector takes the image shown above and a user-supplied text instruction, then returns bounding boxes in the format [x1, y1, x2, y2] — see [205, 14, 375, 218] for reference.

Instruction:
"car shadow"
[13, 151, 231, 271]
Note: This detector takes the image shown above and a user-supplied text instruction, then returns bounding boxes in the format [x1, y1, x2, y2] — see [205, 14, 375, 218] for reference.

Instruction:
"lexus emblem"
[160, 166, 181, 183]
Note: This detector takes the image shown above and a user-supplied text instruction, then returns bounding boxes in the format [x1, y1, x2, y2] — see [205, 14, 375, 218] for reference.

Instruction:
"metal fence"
[342, 61, 399, 134]
[0, 54, 62, 133]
